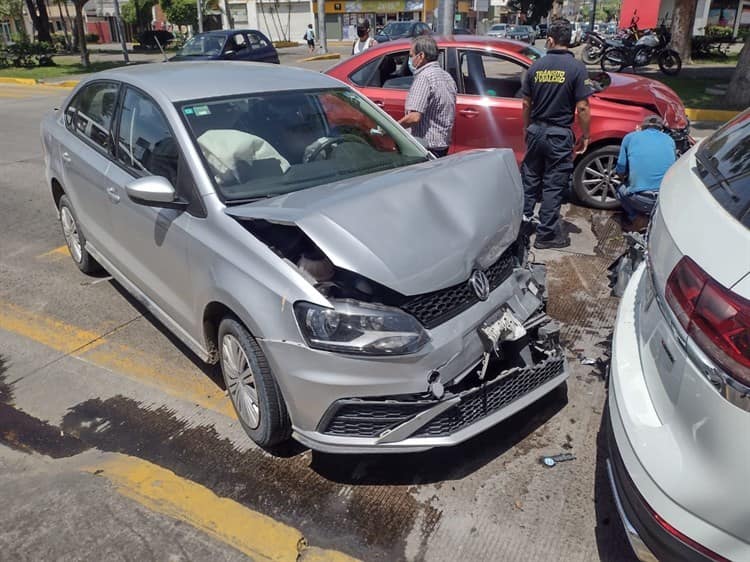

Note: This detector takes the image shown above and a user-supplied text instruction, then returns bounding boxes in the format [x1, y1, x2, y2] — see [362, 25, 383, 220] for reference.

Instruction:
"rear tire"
[218, 317, 291, 449]
[573, 145, 622, 210]
[58, 194, 101, 274]
[600, 47, 626, 72]
[582, 44, 603, 65]
[658, 50, 682, 75]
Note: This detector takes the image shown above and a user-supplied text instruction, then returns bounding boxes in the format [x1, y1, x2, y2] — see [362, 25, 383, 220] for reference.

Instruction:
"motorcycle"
[581, 15, 640, 65]
[600, 16, 681, 75]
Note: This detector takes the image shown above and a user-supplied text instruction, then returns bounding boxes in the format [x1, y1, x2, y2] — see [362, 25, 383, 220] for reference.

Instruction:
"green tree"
[121, 0, 154, 31]
[507, 0, 554, 24]
[163, 0, 197, 27]
[0, 0, 23, 20]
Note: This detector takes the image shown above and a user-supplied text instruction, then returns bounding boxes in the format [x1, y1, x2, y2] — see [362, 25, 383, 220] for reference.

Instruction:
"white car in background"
[608, 110, 750, 560]
[487, 23, 509, 38]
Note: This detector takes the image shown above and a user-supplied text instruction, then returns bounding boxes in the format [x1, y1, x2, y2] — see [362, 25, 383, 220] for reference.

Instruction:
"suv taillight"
[665, 256, 750, 386]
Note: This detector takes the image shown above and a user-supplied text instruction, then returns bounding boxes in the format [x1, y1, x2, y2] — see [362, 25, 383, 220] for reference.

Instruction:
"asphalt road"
[0, 66, 720, 562]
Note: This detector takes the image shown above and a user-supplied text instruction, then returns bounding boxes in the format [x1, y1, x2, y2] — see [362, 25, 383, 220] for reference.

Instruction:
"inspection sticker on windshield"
[182, 107, 195, 116]
[192, 105, 211, 117]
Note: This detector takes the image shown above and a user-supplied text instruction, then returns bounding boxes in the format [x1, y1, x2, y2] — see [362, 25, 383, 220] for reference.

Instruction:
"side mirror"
[125, 176, 187, 209]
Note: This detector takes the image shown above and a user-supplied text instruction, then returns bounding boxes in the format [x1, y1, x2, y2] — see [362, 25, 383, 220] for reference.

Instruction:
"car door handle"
[61, 151, 72, 163]
[373, 100, 385, 107]
[459, 108, 479, 118]
[106, 186, 120, 203]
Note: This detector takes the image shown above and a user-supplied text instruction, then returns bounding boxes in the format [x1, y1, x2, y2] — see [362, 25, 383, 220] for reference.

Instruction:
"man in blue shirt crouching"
[615, 115, 676, 230]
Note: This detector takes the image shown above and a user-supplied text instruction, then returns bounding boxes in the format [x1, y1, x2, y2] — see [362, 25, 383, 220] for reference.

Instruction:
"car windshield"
[508, 26, 523, 33]
[521, 45, 544, 60]
[177, 34, 226, 56]
[491, 24, 505, 30]
[179, 88, 429, 203]
[696, 111, 750, 227]
[382, 22, 411, 35]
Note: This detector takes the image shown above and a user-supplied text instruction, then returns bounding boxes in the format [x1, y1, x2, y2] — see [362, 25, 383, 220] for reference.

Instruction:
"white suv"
[608, 111, 750, 560]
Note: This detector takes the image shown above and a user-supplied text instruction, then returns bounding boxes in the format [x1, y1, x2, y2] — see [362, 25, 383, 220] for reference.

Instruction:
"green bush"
[705, 25, 733, 39]
[85, 33, 99, 43]
[1, 39, 56, 67]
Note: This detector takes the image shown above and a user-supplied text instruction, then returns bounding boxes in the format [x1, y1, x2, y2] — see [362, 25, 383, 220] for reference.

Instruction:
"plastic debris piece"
[540, 453, 576, 467]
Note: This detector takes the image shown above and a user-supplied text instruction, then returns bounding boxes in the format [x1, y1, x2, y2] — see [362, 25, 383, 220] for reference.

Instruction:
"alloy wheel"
[221, 333, 261, 429]
[60, 206, 82, 263]
[582, 154, 621, 205]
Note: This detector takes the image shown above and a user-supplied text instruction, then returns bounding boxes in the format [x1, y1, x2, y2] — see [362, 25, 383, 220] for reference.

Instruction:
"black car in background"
[375, 21, 431, 42]
[507, 25, 533, 43]
[171, 29, 279, 64]
[137, 30, 174, 50]
[536, 24, 547, 38]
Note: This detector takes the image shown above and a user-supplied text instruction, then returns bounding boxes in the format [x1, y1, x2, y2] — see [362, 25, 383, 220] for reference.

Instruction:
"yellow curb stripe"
[37, 245, 70, 258]
[0, 300, 235, 419]
[84, 455, 359, 562]
[0, 76, 38, 85]
[685, 107, 740, 122]
[300, 53, 342, 62]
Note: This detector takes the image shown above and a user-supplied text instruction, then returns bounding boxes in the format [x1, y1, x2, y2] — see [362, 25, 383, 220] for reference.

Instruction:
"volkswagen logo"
[469, 270, 490, 301]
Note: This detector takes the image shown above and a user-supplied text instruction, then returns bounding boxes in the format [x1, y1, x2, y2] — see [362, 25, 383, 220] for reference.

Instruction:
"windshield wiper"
[224, 193, 283, 206]
[696, 149, 739, 201]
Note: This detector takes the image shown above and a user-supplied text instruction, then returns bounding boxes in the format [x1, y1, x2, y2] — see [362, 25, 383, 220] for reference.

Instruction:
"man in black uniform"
[521, 18, 592, 249]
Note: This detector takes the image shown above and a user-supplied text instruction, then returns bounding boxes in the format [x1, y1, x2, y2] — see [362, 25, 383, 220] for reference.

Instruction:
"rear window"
[696, 111, 750, 228]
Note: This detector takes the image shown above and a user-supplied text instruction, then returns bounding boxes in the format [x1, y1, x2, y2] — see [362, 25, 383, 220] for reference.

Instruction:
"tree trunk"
[56, 0, 71, 49]
[24, 0, 40, 38]
[74, 0, 88, 67]
[35, 0, 53, 42]
[726, 37, 750, 109]
[63, 0, 75, 48]
[671, 0, 697, 65]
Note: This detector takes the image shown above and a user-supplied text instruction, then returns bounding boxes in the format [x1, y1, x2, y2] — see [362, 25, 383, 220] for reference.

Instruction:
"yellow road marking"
[38, 245, 70, 258]
[85, 455, 359, 562]
[0, 300, 235, 418]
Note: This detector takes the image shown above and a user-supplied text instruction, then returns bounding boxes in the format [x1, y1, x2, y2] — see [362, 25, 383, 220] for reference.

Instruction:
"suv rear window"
[696, 111, 750, 228]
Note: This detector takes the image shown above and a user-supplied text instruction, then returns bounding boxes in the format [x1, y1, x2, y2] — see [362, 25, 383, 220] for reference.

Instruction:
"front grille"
[320, 354, 565, 439]
[401, 245, 516, 329]
[414, 356, 564, 437]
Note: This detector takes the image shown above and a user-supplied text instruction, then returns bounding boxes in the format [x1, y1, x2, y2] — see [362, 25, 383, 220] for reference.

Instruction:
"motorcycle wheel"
[658, 49, 682, 75]
[582, 44, 603, 65]
[601, 48, 626, 72]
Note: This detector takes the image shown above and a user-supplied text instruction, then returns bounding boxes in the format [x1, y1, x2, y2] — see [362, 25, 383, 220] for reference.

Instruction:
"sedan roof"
[88, 61, 343, 102]
[362, 36, 538, 59]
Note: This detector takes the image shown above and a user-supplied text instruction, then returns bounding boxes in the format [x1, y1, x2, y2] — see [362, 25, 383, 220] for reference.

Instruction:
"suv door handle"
[61, 151, 72, 163]
[373, 100, 385, 107]
[106, 186, 121, 203]
[459, 108, 479, 118]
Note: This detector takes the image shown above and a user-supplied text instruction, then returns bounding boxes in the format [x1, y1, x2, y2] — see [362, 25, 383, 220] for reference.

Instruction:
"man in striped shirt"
[398, 35, 457, 158]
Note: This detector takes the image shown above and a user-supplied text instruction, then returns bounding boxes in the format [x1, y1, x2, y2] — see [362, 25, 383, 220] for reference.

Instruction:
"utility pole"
[589, 0, 597, 28]
[197, 0, 203, 32]
[437, 0, 455, 34]
[112, 0, 129, 62]
[316, 0, 327, 53]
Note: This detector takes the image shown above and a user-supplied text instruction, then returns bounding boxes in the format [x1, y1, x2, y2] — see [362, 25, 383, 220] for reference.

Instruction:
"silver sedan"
[41, 61, 567, 452]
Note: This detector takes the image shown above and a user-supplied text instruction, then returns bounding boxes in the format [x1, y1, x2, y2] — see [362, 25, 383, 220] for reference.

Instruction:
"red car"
[326, 37, 691, 209]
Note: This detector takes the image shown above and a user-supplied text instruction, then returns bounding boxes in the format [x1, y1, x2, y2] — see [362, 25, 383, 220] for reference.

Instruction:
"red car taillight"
[665, 256, 750, 387]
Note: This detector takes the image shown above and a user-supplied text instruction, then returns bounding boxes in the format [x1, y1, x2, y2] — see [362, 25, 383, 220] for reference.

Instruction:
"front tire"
[218, 317, 291, 448]
[658, 50, 682, 75]
[573, 145, 622, 210]
[58, 194, 101, 274]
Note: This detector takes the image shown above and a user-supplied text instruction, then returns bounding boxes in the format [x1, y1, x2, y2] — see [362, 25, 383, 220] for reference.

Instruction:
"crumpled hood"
[594, 72, 688, 129]
[226, 149, 523, 296]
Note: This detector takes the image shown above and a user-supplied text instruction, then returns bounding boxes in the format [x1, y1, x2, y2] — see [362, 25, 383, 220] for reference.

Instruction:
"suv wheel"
[58, 194, 101, 273]
[218, 317, 291, 448]
[573, 145, 622, 209]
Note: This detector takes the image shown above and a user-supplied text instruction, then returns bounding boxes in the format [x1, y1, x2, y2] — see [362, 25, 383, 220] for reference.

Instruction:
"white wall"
[253, 1, 312, 41]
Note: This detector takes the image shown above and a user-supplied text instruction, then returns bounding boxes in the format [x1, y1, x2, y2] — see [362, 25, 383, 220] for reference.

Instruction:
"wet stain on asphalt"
[54, 390, 567, 562]
[0, 355, 89, 458]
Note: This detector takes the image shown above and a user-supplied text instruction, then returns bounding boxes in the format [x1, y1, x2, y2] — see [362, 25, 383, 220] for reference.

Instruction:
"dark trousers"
[521, 123, 574, 240]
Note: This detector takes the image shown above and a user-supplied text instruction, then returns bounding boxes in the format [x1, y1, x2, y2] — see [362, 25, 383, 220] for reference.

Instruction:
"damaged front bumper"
[259, 262, 569, 454]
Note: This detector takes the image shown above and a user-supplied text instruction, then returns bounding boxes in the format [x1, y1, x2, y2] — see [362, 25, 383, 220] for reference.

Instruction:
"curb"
[299, 53, 341, 62]
[0, 76, 78, 87]
[0, 77, 38, 85]
[685, 107, 740, 122]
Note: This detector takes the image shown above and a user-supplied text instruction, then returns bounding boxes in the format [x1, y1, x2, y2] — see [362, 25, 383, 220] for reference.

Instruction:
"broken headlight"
[294, 300, 429, 355]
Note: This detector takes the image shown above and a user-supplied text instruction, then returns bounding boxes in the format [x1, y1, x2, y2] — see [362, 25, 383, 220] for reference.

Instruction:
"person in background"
[398, 35, 457, 158]
[615, 114, 676, 231]
[352, 24, 377, 54]
[304, 24, 315, 54]
[521, 18, 592, 249]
